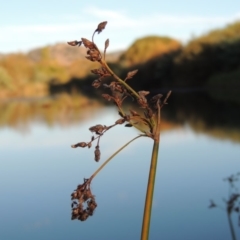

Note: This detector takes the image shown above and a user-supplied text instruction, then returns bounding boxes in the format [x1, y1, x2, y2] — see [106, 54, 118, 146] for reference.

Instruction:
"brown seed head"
[150, 94, 163, 103]
[126, 69, 138, 80]
[104, 38, 109, 50]
[89, 124, 106, 134]
[71, 142, 87, 148]
[92, 79, 102, 88]
[95, 21, 107, 34]
[94, 146, 101, 162]
[115, 118, 126, 124]
[81, 38, 96, 49]
[67, 40, 82, 47]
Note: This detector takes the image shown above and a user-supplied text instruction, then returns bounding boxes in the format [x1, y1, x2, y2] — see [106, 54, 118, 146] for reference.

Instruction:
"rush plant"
[68, 21, 171, 240]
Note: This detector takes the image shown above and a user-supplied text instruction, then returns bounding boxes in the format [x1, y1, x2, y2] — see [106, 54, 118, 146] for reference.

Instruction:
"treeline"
[1, 21, 240, 103]
[0, 44, 111, 98]
[119, 22, 240, 94]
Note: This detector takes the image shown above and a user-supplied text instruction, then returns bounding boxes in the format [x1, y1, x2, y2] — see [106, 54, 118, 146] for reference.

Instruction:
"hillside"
[119, 36, 181, 66]
[0, 21, 240, 102]
[27, 43, 122, 65]
[0, 43, 122, 98]
[173, 21, 240, 87]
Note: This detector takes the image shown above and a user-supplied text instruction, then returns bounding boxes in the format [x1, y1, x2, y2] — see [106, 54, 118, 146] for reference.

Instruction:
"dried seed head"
[94, 146, 101, 162]
[81, 38, 95, 49]
[162, 91, 172, 106]
[78, 210, 89, 221]
[71, 192, 78, 200]
[109, 82, 124, 93]
[87, 199, 97, 215]
[92, 79, 102, 88]
[71, 181, 97, 221]
[67, 40, 82, 47]
[115, 118, 125, 124]
[150, 94, 163, 103]
[89, 124, 106, 134]
[138, 91, 149, 108]
[124, 115, 131, 121]
[137, 98, 148, 108]
[104, 39, 109, 50]
[91, 67, 110, 77]
[83, 189, 93, 201]
[126, 69, 138, 80]
[86, 49, 101, 62]
[71, 142, 87, 148]
[139, 91, 150, 97]
[95, 21, 107, 34]
[88, 142, 92, 148]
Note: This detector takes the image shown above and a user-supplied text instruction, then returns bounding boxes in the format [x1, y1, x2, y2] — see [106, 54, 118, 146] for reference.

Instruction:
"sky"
[0, 0, 240, 54]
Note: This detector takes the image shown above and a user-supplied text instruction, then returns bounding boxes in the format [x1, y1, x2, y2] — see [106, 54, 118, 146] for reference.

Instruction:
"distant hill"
[27, 43, 123, 65]
[172, 21, 240, 90]
[119, 36, 181, 66]
[0, 41, 123, 98]
[1, 21, 240, 103]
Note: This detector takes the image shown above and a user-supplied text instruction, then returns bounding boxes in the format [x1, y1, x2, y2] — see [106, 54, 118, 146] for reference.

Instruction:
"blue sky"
[0, 0, 240, 53]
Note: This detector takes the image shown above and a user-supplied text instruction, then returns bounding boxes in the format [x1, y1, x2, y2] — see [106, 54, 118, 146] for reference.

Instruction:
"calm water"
[0, 106, 240, 240]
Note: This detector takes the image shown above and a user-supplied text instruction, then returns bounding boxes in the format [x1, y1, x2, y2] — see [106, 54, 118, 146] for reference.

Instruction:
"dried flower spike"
[71, 142, 87, 148]
[67, 40, 82, 47]
[126, 69, 138, 80]
[95, 21, 107, 34]
[89, 124, 106, 134]
[105, 39, 109, 50]
[81, 38, 96, 49]
[94, 146, 101, 162]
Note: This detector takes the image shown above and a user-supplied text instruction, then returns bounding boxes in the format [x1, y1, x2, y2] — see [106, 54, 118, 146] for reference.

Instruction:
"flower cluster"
[71, 179, 97, 221]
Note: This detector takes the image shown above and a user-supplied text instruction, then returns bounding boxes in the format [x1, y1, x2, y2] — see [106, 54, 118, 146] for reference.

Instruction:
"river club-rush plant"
[68, 21, 171, 240]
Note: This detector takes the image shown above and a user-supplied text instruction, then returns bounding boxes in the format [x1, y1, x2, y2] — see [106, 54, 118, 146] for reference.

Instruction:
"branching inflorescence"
[67, 21, 171, 226]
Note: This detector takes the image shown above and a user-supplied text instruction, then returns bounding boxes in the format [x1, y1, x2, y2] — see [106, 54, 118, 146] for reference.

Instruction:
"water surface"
[0, 100, 240, 240]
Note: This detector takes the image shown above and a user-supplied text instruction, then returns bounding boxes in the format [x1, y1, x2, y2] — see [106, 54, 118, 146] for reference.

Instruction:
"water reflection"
[1, 91, 240, 142]
[209, 173, 240, 240]
[0, 117, 239, 240]
[0, 93, 240, 239]
[163, 90, 240, 142]
[0, 94, 102, 130]
[0, 93, 179, 133]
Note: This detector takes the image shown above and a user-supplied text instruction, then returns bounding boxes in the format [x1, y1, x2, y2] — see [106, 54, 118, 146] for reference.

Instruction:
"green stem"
[100, 59, 140, 100]
[227, 212, 237, 240]
[141, 104, 161, 240]
[141, 140, 159, 240]
[89, 135, 143, 181]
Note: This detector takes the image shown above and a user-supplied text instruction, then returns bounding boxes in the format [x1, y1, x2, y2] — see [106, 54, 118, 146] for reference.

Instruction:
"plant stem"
[227, 212, 237, 240]
[100, 59, 140, 100]
[89, 135, 144, 181]
[141, 104, 161, 240]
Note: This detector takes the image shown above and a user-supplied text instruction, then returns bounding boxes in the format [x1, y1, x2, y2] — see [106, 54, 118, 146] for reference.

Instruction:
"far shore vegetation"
[0, 21, 239, 104]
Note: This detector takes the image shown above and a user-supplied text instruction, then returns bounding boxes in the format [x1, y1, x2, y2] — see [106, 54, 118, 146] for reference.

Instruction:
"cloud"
[83, 6, 240, 28]
[0, 7, 239, 53]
